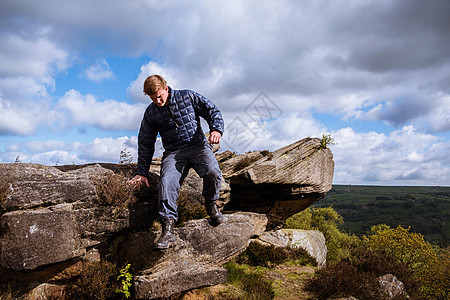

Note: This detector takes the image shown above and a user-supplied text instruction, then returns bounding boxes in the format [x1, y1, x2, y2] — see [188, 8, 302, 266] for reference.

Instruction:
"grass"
[221, 262, 275, 299]
[182, 242, 318, 299]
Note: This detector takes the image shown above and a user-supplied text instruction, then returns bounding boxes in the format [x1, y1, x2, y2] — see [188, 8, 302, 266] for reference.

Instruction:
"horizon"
[1, 0, 449, 186]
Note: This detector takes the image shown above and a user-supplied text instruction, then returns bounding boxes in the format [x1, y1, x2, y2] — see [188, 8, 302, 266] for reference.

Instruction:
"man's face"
[149, 86, 169, 107]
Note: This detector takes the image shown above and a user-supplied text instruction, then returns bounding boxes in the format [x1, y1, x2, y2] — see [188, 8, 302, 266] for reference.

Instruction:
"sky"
[1, 0, 449, 186]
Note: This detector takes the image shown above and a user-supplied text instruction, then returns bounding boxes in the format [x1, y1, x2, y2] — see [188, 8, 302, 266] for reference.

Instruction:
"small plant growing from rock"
[94, 172, 138, 208]
[318, 133, 336, 150]
[116, 264, 133, 299]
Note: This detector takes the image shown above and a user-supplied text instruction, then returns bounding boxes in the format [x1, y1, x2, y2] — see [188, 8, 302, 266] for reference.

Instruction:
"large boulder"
[256, 229, 327, 268]
[222, 137, 334, 228]
[116, 212, 267, 299]
[0, 163, 158, 271]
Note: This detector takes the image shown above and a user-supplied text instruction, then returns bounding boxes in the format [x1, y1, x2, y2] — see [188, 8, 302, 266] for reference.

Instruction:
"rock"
[379, 274, 409, 299]
[0, 200, 157, 271]
[257, 229, 327, 268]
[0, 137, 334, 299]
[223, 137, 334, 228]
[115, 212, 267, 299]
[0, 163, 108, 211]
[0, 162, 159, 271]
[0, 204, 83, 270]
[27, 283, 67, 300]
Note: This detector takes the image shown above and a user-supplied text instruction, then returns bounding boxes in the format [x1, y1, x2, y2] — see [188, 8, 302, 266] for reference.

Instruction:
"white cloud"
[127, 61, 182, 103]
[79, 136, 132, 163]
[26, 140, 67, 152]
[331, 126, 449, 185]
[1, 0, 449, 185]
[79, 135, 163, 164]
[220, 112, 326, 154]
[0, 32, 69, 80]
[30, 150, 80, 166]
[84, 59, 114, 82]
[0, 31, 69, 136]
[57, 89, 146, 131]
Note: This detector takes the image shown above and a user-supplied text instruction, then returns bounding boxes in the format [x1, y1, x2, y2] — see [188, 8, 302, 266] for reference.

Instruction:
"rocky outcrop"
[0, 164, 158, 272]
[256, 229, 327, 268]
[0, 137, 334, 298]
[146, 137, 334, 229]
[123, 212, 268, 299]
[222, 137, 334, 228]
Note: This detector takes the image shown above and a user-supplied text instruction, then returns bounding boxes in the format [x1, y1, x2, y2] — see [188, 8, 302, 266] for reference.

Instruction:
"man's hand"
[208, 131, 222, 144]
[129, 175, 149, 187]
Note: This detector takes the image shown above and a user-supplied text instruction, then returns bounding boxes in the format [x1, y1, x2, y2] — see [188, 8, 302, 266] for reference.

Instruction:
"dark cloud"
[330, 0, 450, 73]
[364, 97, 435, 126]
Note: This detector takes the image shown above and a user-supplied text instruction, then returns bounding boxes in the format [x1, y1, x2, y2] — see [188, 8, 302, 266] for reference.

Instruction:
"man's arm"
[134, 109, 158, 186]
[190, 91, 225, 139]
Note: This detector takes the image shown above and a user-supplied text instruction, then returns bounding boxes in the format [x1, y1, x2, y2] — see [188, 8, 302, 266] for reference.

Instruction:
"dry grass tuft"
[93, 172, 138, 208]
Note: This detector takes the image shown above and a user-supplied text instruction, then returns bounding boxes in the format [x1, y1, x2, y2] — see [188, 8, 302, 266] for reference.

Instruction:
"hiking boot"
[154, 217, 176, 250]
[205, 201, 224, 225]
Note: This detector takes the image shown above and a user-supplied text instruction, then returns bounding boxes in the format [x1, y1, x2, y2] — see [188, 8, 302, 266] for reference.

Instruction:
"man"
[130, 75, 224, 250]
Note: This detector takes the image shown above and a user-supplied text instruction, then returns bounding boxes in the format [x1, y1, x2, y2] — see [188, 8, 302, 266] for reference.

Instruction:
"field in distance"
[314, 185, 450, 246]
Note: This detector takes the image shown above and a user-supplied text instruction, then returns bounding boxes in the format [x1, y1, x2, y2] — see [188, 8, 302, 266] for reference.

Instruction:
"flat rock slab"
[0, 163, 109, 211]
[0, 204, 83, 270]
[120, 212, 268, 299]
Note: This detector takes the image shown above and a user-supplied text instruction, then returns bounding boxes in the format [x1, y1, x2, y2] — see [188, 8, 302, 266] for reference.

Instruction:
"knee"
[205, 166, 221, 180]
[159, 175, 180, 191]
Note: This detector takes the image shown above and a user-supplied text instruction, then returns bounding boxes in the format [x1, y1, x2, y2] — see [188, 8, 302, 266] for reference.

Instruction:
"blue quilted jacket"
[137, 87, 224, 176]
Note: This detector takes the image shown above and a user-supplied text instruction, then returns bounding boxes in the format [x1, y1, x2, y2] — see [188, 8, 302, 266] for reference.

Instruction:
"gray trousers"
[158, 142, 222, 221]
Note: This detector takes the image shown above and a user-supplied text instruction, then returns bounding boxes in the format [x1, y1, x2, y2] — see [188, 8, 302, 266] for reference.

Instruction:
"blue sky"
[1, 0, 449, 186]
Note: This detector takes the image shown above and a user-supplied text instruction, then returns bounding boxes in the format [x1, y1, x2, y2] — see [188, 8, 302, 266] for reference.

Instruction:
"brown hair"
[143, 75, 167, 96]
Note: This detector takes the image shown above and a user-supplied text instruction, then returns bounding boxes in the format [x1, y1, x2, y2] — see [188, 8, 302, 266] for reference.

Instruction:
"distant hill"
[314, 185, 450, 246]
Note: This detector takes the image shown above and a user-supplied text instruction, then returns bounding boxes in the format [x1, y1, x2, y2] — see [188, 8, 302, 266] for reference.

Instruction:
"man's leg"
[158, 151, 187, 221]
[190, 143, 223, 225]
[155, 151, 186, 249]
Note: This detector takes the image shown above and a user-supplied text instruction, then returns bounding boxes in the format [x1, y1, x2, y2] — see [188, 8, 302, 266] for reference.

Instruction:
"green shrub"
[351, 246, 420, 298]
[306, 259, 383, 300]
[94, 172, 138, 208]
[306, 246, 415, 299]
[222, 262, 274, 300]
[116, 264, 133, 299]
[286, 207, 359, 262]
[364, 225, 449, 299]
[73, 261, 119, 300]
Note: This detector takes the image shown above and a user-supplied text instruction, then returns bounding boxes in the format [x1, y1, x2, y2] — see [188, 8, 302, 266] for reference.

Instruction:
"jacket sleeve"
[137, 109, 158, 177]
[190, 91, 225, 135]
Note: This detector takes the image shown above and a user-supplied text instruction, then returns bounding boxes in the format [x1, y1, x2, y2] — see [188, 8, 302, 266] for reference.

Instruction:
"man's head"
[143, 75, 169, 106]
